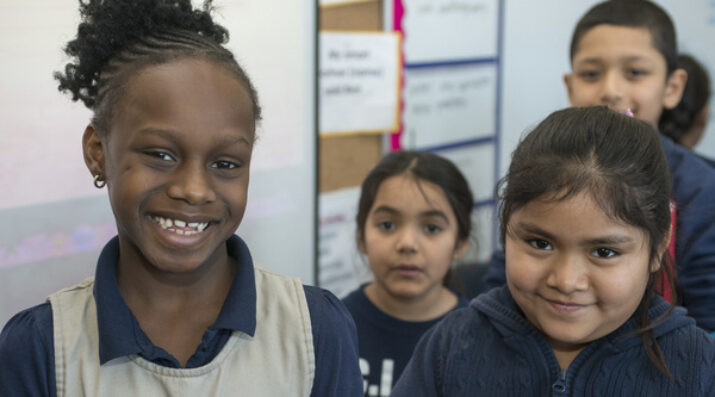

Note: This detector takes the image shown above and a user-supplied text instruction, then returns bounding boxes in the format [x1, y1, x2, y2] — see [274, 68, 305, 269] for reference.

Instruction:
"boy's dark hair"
[659, 54, 712, 142]
[356, 151, 474, 285]
[55, 0, 261, 136]
[498, 106, 676, 379]
[570, 0, 678, 75]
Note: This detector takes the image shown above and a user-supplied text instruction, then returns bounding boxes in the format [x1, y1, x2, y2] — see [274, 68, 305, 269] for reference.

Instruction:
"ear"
[82, 125, 106, 179]
[650, 224, 673, 273]
[563, 73, 575, 105]
[452, 238, 470, 261]
[662, 68, 688, 110]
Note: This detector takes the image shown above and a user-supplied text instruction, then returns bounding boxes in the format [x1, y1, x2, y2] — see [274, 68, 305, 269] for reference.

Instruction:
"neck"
[364, 282, 458, 322]
[116, 244, 235, 319]
[549, 339, 588, 370]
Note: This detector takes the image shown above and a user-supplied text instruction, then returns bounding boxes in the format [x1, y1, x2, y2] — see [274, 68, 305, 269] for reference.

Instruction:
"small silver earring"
[93, 174, 106, 189]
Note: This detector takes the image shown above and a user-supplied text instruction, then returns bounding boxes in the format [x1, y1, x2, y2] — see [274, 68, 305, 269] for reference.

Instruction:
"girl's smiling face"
[564, 25, 685, 128]
[505, 191, 658, 365]
[84, 58, 255, 275]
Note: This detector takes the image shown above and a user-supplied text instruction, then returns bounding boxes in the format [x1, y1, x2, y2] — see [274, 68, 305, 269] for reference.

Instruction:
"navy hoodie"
[392, 286, 715, 396]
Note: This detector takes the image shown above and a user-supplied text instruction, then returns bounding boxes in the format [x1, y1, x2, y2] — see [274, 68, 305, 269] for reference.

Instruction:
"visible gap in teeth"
[153, 216, 208, 234]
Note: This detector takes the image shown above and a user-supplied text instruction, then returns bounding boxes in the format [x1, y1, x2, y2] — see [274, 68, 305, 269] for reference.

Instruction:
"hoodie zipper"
[552, 369, 568, 395]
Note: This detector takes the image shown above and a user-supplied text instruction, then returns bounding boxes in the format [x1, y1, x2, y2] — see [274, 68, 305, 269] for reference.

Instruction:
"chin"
[386, 283, 428, 300]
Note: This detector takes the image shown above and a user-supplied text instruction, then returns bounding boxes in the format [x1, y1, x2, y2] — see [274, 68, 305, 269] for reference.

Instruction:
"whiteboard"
[0, 1, 316, 325]
[499, 0, 715, 180]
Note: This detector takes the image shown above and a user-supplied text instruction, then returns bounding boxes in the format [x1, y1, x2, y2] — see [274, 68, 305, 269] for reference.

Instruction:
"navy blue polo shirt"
[0, 236, 362, 397]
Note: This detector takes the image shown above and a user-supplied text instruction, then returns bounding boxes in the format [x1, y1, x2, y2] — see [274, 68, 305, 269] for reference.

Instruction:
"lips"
[147, 212, 218, 249]
[391, 264, 423, 277]
[543, 297, 590, 313]
[151, 215, 210, 236]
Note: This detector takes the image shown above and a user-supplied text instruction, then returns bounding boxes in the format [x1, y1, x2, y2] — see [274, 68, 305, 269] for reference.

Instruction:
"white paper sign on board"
[320, 32, 401, 135]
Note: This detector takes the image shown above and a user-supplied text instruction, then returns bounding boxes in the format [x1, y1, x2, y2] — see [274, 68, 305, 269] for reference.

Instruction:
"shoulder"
[341, 285, 364, 307]
[304, 285, 357, 334]
[0, 303, 55, 397]
[657, 324, 715, 393]
[303, 285, 363, 397]
[660, 135, 715, 191]
[662, 323, 715, 362]
[340, 285, 371, 320]
[0, 302, 54, 355]
[412, 304, 490, 359]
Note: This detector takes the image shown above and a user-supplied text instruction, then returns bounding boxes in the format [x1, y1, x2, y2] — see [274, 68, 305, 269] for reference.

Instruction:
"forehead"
[113, 58, 255, 137]
[372, 175, 453, 214]
[509, 191, 646, 241]
[573, 25, 664, 66]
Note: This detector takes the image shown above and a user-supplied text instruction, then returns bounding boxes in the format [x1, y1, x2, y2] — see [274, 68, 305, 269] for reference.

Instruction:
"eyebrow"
[372, 206, 450, 223]
[514, 222, 557, 241]
[576, 55, 652, 65]
[515, 221, 634, 246]
[138, 128, 252, 146]
[582, 235, 635, 246]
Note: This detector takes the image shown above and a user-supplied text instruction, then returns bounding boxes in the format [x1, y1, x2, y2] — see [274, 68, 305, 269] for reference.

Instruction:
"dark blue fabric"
[392, 286, 715, 396]
[484, 135, 715, 332]
[0, 235, 362, 397]
[697, 153, 715, 170]
[342, 285, 468, 396]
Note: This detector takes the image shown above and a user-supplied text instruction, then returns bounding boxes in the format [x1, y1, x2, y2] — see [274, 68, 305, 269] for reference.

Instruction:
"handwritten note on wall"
[401, 64, 497, 149]
[319, 32, 401, 135]
[402, 0, 499, 64]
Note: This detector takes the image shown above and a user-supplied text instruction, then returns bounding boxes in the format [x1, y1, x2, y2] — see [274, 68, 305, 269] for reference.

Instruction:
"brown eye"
[578, 70, 600, 80]
[424, 224, 442, 234]
[592, 247, 617, 258]
[148, 151, 174, 161]
[377, 221, 395, 231]
[528, 239, 552, 250]
[211, 160, 239, 169]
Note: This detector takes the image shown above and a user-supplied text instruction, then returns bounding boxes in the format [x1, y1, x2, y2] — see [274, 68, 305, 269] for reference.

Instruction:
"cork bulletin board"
[319, 0, 386, 193]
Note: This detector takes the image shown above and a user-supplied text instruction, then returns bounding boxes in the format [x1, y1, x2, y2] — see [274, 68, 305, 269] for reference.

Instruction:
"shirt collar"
[93, 235, 257, 364]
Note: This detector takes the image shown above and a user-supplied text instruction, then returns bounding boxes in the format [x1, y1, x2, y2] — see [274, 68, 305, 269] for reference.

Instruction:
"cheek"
[592, 265, 649, 307]
[362, 232, 389, 266]
[504, 242, 538, 291]
[221, 180, 249, 209]
[568, 82, 598, 106]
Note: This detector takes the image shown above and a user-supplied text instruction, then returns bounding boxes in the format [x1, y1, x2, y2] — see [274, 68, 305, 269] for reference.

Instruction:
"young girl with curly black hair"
[0, 1, 362, 396]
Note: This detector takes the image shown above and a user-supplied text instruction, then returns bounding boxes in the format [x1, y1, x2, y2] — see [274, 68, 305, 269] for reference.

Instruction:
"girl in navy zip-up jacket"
[392, 107, 715, 396]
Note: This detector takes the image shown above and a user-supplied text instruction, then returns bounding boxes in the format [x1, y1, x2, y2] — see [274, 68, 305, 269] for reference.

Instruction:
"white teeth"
[152, 216, 210, 235]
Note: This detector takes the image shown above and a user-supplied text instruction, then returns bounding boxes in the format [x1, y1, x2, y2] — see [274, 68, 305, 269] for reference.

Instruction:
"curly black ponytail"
[55, 0, 261, 134]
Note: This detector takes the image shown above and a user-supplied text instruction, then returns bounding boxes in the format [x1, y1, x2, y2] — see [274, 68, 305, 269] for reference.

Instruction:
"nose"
[395, 226, 418, 255]
[167, 161, 216, 205]
[599, 70, 624, 106]
[546, 253, 588, 293]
